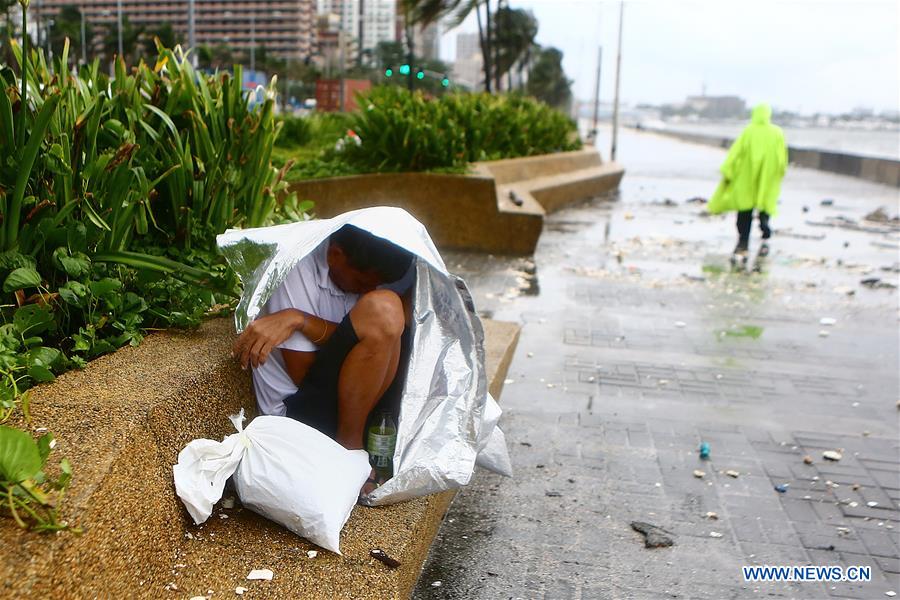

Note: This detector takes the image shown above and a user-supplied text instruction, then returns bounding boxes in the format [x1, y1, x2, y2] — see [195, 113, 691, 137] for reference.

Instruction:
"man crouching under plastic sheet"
[231, 224, 415, 495]
[218, 206, 512, 507]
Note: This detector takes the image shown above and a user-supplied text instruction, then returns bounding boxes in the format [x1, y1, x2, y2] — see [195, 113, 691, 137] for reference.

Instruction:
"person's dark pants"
[284, 315, 410, 440]
[735, 210, 771, 252]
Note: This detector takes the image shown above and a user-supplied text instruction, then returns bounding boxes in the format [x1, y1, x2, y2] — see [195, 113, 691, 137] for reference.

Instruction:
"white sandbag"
[173, 410, 370, 554]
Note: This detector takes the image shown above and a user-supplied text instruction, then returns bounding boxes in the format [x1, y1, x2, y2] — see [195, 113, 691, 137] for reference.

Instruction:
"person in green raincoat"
[708, 103, 788, 261]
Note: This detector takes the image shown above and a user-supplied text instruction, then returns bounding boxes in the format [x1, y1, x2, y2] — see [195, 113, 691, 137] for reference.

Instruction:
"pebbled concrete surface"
[415, 127, 900, 600]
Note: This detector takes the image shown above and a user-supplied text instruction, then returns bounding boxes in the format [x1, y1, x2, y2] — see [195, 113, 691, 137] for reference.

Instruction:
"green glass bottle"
[366, 412, 397, 481]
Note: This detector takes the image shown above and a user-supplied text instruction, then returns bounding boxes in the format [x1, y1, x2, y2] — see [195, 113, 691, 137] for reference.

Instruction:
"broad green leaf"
[3, 267, 42, 292]
[27, 365, 55, 383]
[26, 347, 60, 368]
[0, 425, 42, 483]
[13, 305, 54, 337]
[89, 278, 122, 299]
[36, 433, 53, 464]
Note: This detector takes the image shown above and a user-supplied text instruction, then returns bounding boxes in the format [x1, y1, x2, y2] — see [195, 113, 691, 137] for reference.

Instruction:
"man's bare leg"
[335, 290, 404, 450]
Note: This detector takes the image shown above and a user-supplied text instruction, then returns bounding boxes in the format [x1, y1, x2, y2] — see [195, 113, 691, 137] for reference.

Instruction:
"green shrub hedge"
[338, 86, 582, 172]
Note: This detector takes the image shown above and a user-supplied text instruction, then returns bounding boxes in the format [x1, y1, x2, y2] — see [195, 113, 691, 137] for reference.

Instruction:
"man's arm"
[232, 308, 339, 371]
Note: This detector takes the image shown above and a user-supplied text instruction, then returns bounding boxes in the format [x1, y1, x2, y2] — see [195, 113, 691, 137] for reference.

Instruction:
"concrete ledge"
[0, 317, 520, 599]
[643, 127, 900, 188]
[288, 150, 624, 256]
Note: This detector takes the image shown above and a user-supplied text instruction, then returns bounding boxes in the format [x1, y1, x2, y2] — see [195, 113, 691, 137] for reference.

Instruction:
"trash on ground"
[307, 550, 318, 559]
[852, 483, 860, 490]
[699, 442, 711, 459]
[431, 581, 442, 588]
[189, 596, 206, 600]
[820, 198, 834, 206]
[693, 470, 706, 478]
[246, 569, 274, 581]
[819, 330, 830, 338]
[823, 450, 843, 461]
[705, 511, 718, 520]
[725, 470, 740, 478]
[867, 501, 879, 507]
[709, 531, 724, 538]
[221, 496, 235, 509]
[370, 548, 401, 569]
[861, 277, 898, 290]
[774, 484, 789, 493]
[630, 521, 675, 548]
[819, 317, 837, 326]
[545, 491, 562, 497]
[803, 455, 813, 465]
[864, 206, 899, 223]
[235, 587, 248, 595]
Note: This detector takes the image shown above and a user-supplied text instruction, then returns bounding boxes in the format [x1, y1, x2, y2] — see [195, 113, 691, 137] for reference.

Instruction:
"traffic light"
[416, 70, 425, 80]
[441, 77, 450, 87]
[399, 64, 411, 75]
[385, 68, 393, 77]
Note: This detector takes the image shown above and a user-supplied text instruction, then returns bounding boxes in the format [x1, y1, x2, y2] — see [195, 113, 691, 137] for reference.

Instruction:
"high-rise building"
[453, 31, 483, 90]
[31, 0, 317, 63]
[359, 0, 395, 64]
[317, 0, 359, 42]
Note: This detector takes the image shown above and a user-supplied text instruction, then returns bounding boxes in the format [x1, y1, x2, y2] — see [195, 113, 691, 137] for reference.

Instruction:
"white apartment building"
[317, 0, 360, 39]
[360, 0, 395, 64]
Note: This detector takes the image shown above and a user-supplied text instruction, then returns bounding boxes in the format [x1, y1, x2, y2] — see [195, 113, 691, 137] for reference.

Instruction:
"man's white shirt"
[250, 241, 358, 416]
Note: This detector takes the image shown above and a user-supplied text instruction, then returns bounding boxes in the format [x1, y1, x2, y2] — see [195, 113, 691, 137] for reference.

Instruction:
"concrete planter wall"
[289, 149, 625, 255]
[0, 318, 520, 599]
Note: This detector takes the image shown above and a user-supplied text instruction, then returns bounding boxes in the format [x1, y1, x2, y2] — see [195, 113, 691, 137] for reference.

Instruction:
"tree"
[526, 46, 572, 110]
[143, 21, 176, 57]
[48, 5, 93, 65]
[102, 15, 143, 65]
[492, 6, 537, 91]
[374, 40, 405, 71]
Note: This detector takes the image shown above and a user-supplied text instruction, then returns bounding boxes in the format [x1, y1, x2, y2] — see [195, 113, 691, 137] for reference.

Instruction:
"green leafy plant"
[0, 425, 74, 531]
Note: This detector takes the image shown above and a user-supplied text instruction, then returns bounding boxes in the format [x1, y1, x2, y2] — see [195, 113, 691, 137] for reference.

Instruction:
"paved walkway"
[414, 129, 900, 599]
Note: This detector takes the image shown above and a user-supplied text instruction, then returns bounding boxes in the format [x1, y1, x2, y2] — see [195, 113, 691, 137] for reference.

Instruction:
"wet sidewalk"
[415, 129, 900, 599]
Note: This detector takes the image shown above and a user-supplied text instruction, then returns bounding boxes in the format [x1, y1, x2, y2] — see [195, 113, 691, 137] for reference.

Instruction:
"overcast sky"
[440, 0, 900, 114]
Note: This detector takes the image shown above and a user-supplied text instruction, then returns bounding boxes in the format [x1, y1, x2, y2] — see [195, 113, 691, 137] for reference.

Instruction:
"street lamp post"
[80, 9, 87, 64]
[188, 0, 196, 66]
[250, 13, 255, 73]
[610, 1, 624, 162]
[116, 0, 123, 59]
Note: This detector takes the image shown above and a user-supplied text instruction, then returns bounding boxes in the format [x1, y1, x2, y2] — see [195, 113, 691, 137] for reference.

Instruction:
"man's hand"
[232, 309, 304, 369]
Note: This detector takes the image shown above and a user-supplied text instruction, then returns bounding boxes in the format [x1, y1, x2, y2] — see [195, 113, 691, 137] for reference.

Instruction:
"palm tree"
[492, 5, 537, 91]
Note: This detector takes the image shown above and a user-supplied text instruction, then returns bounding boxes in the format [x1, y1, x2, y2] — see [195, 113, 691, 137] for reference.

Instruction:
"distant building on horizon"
[684, 95, 746, 119]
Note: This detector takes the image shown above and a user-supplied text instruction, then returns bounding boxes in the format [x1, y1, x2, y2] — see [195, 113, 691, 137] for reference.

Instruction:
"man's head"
[327, 224, 414, 294]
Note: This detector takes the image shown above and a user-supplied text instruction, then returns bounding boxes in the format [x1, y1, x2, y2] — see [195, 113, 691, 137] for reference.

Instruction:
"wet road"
[414, 128, 900, 599]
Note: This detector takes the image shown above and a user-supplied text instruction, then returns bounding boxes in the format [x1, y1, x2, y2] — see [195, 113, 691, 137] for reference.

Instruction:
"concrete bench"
[0, 317, 520, 599]
[475, 148, 625, 216]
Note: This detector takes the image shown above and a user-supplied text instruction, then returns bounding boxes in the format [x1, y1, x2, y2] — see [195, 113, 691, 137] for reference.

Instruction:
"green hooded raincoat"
[708, 104, 788, 216]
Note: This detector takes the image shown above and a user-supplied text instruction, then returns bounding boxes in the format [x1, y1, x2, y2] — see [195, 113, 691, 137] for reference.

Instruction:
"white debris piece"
[189, 596, 207, 600]
[221, 496, 235, 509]
[725, 470, 740, 478]
[693, 470, 706, 478]
[235, 587, 248, 595]
[819, 317, 837, 326]
[710, 532, 724, 538]
[868, 501, 879, 508]
[819, 330, 830, 337]
[431, 581, 442, 588]
[675, 321, 686, 328]
[307, 550, 318, 559]
[823, 450, 843, 461]
[247, 569, 274, 581]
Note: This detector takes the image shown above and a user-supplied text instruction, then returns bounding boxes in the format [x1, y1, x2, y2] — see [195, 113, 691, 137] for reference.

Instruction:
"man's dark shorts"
[283, 314, 410, 439]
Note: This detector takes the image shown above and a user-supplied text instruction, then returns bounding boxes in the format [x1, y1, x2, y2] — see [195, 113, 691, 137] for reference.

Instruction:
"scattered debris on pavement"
[630, 521, 675, 548]
[774, 484, 789, 493]
[803, 455, 814, 465]
[699, 442, 711, 459]
[819, 317, 837, 326]
[370, 549, 401, 569]
[725, 470, 740, 478]
[861, 277, 898, 290]
[246, 569, 274, 581]
[693, 470, 706, 478]
[705, 512, 718, 520]
[709, 532, 724, 538]
[823, 450, 843, 461]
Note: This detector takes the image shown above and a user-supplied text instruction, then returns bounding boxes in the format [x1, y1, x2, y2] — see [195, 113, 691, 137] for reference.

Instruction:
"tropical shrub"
[338, 86, 581, 172]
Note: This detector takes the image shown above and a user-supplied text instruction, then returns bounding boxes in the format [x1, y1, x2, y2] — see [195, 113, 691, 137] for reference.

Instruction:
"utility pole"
[250, 13, 256, 73]
[80, 9, 86, 64]
[591, 45, 602, 145]
[116, 0, 123, 59]
[188, 0, 196, 66]
[610, 1, 624, 162]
